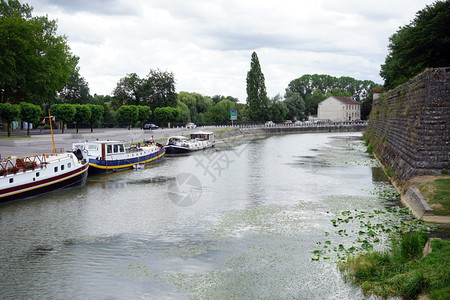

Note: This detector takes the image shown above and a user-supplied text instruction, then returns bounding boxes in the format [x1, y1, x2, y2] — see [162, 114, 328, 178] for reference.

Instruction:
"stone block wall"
[366, 67, 450, 186]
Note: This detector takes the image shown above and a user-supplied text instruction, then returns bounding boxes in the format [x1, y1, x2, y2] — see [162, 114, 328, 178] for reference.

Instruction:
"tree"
[19, 102, 42, 136]
[59, 56, 92, 104]
[246, 52, 270, 121]
[380, 1, 450, 89]
[306, 90, 327, 116]
[141, 69, 177, 109]
[203, 100, 237, 123]
[177, 101, 190, 123]
[268, 94, 288, 122]
[73, 104, 91, 133]
[286, 74, 378, 103]
[50, 103, 76, 134]
[87, 104, 104, 132]
[112, 73, 143, 108]
[136, 105, 151, 129]
[0, 103, 20, 136]
[0, 0, 75, 104]
[284, 91, 305, 120]
[117, 105, 138, 130]
[154, 107, 180, 128]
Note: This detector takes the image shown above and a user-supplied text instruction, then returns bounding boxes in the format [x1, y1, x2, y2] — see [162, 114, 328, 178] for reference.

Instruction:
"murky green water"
[0, 133, 416, 299]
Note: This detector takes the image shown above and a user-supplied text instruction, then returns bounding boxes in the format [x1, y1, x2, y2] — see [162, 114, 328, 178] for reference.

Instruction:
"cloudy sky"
[26, 0, 435, 102]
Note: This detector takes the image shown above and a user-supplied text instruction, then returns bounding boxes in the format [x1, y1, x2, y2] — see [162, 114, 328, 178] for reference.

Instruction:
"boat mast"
[48, 109, 56, 155]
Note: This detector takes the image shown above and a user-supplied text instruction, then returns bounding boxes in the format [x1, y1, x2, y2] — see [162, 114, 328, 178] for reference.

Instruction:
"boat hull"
[165, 144, 214, 155]
[0, 164, 89, 204]
[88, 147, 165, 173]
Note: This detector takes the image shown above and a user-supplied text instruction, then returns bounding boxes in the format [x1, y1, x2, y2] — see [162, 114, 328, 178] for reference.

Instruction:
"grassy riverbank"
[340, 232, 450, 299]
[415, 177, 450, 216]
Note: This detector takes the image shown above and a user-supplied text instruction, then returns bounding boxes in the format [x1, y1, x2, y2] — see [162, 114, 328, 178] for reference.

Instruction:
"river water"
[1, 132, 417, 299]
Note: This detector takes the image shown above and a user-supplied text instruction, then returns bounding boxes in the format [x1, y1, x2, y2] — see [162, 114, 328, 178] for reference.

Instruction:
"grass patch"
[340, 232, 450, 299]
[213, 128, 237, 135]
[417, 178, 450, 216]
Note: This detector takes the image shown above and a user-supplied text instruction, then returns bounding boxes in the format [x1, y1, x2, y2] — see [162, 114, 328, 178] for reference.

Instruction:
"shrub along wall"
[366, 67, 450, 189]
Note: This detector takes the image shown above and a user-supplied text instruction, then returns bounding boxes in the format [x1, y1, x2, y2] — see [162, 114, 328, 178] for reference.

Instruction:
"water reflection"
[0, 132, 407, 299]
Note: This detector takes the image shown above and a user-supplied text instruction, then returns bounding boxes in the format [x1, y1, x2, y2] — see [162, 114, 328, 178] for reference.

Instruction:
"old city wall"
[366, 67, 450, 190]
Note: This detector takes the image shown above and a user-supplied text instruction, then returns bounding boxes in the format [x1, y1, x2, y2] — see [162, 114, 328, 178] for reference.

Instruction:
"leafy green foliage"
[50, 103, 76, 134]
[117, 105, 139, 129]
[380, 1, 450, 89]
[113, 69, 176, 110]
[136, 105, 152, 129]
[87, 104, 104, 132]
[19, 102, 42, 135]
[268, 94, 288, 121]
[73, 104, 91, 133]
[286, 74, 380, 116]
[246, 52, 270, 121]
[284, 91, 304, 120]
[154, 107, 180, 127]
[112, 73, 143, 108]
[203, 100, 238, 123]
[339, 232, 449, 299]
[0, 0, 75, 104]
[0, 102, 20, 136]
[59, 56, 92, 104]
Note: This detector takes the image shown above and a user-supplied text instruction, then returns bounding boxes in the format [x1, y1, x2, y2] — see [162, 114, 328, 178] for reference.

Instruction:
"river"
[0, 132, 416, 299]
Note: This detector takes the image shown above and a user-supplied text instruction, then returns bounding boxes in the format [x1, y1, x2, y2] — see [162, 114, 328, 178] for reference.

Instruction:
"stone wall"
[366, 67, 450, 188]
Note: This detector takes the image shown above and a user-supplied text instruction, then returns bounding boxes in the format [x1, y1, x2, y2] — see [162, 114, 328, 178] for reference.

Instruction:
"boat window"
[68, 163, 71, 168]
[114, 144, 118, 153]
[119, 144, 124, 152]
[54, 166, 58, 172]
[36, 172, 40, 177]
[107, 145, 112, 153]
[88, 145, 97, 150]
[61, 164, 65, 171]
[9, 178, 13, 183]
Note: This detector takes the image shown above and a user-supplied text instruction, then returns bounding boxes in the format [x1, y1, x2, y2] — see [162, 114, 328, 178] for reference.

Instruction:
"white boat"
[72, 140, 165, 173]
[0, 150, 89, 203]
[165, 131, 215, 154]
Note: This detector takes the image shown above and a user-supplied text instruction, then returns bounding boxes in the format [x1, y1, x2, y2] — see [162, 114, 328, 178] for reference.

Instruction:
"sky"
[26, 0, 436, 102]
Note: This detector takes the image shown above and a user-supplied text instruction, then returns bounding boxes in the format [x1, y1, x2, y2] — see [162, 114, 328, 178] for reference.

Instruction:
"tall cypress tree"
[246, 52, 270, 121]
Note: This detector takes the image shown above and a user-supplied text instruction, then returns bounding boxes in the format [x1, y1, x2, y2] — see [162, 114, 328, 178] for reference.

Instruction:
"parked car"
[143, 123, 158, 130]
[294, 120, 303, 126]
[186, 122, 196, 129]
[283, 120, 293, 125]
[265, 121, 275, 126]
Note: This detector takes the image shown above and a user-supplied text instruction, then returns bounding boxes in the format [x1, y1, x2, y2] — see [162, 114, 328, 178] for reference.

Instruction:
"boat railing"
[0, 154, 49, 176]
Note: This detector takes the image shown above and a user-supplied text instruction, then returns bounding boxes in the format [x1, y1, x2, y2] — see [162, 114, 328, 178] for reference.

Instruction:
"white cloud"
[27, 0, 437, 102]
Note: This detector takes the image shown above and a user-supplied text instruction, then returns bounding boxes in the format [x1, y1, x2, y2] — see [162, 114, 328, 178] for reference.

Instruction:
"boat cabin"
[190, 131, 214, 143]
[73, 141, 125, 160]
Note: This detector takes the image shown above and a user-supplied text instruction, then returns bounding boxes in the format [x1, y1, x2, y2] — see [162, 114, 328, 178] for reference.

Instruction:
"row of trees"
[0, 102, 105, 136]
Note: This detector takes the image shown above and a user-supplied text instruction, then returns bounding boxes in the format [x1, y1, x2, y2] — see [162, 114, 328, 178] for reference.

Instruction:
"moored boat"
[72, 140, 165, 173]
[0, 150, 89, 204]
[165, 131, 215, 154]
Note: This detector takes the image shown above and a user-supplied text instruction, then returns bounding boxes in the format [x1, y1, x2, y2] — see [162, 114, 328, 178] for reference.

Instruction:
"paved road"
[0, 127, 213, 158]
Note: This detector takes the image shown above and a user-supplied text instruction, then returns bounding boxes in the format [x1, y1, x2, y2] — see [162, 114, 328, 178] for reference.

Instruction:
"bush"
[392, 231, 428, 262]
